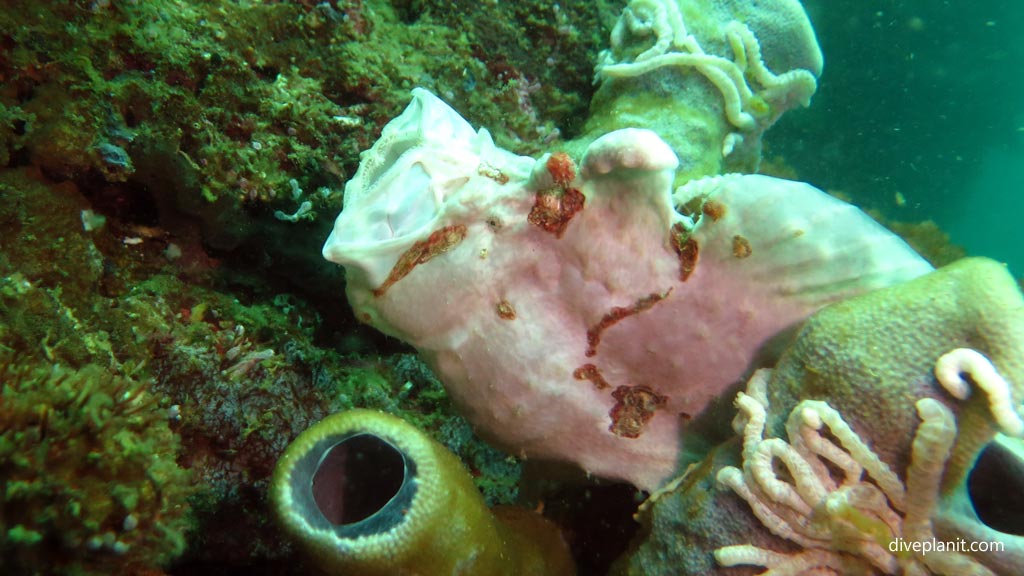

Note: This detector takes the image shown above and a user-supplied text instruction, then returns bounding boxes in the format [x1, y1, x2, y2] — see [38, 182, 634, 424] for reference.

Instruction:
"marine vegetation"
[1, 0, 1022, 574]
[0, 356, 192, 576]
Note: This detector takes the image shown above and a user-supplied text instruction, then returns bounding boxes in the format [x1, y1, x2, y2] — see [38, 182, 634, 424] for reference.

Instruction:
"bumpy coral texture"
[615, 258, 1024, 575]
[0, 358, 192, 576]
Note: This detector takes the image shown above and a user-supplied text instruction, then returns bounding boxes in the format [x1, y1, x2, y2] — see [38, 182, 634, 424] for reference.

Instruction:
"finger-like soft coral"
[715, 376, 999, 574]
[614, 258, 1024, 575]
[270, 409, 574, 576]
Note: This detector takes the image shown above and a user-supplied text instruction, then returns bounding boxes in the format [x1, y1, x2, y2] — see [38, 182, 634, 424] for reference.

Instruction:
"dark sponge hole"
[311, 434, 406, 525]
[967, 438, 1024, 536]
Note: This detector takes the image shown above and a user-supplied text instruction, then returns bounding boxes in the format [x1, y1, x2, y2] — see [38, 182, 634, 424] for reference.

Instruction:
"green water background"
[769, 0, 1024, 276]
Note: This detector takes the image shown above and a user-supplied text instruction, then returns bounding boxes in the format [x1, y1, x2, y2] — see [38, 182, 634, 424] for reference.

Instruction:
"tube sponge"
[270, 409, 574, 576]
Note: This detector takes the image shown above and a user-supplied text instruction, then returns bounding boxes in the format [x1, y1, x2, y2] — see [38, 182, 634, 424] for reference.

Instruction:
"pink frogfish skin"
[322, 89, 932, 490]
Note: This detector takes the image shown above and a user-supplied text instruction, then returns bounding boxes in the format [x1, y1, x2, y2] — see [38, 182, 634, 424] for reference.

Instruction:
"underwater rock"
[271, 409, 574, 576]
[322, 88, 931, 490]
[581, 0, 822, 183]
[614, 257, 1024, 575]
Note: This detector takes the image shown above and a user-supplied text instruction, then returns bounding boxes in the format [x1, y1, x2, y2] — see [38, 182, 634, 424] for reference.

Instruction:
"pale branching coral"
[715, 363, 1009, 575]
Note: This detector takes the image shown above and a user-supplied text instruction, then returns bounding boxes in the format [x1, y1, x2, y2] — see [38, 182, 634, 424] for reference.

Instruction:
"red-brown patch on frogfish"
[478, 162, 509, 185]
[609, 385, 667, 439]
[732, 235, 752, 258]
[573, 363, 611, 390]
[373, 225, 467, 297]
[496, 300, 517, 320]
[702, 199, 726, 221]
[670, 222, 698, 281]
[585, 290, 672, 357]
[528, 152, 585, 238]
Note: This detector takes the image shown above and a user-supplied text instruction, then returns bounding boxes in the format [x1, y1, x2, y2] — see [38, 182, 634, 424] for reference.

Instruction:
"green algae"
[0, 357, 193, 575]
[0, 0, 606, 263]
[0, 154, 520, 570]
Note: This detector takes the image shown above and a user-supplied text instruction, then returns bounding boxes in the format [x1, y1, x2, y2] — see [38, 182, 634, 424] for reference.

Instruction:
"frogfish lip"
[321, 156, 449, 287]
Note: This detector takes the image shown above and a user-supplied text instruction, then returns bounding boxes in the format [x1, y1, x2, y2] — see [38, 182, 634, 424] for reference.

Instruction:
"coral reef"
[272, 409, 574, 576]
[614, 258, 1024, 575]
[0, 357, 192, 575]
[2, 0, 1019, 574]
[0, 143, 517, 573]
[0, 0, 604, 273]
